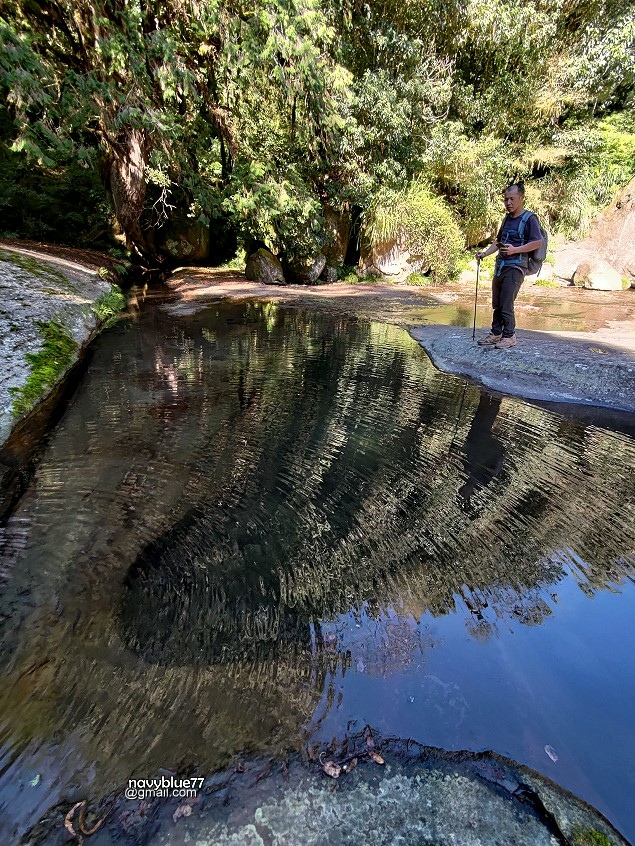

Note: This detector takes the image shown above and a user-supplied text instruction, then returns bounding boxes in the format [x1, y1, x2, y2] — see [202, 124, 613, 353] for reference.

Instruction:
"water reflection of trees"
[120, 302, 635, 664]
[0, 301, 634, 823]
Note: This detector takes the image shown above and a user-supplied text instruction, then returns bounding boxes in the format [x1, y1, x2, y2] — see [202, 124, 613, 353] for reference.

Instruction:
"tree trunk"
[103, 126, 154, 260]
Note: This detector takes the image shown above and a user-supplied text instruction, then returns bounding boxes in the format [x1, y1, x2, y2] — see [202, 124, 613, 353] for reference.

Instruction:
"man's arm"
[475, 242, 499, 261]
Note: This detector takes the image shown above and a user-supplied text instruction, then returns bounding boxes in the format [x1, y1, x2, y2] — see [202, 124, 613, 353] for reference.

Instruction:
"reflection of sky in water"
[0, 301, 634, 842]
[309, 574, 635, 836]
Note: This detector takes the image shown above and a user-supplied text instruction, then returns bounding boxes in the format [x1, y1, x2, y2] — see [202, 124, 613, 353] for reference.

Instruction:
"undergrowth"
[365, 181, 463, 282]
[92, 284, 126, 325]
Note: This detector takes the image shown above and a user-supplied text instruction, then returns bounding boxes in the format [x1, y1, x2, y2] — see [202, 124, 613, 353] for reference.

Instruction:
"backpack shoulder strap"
[497, 213, 509, 241]
[518, 209, 533, 242]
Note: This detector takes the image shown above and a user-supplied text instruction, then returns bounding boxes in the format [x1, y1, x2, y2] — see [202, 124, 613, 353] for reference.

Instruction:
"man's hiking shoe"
[495, 335, 517, 350]
[477, 333, 502, 346]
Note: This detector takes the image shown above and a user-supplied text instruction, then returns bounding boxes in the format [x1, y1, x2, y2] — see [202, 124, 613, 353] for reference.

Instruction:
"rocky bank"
[0, 243, 122, 516]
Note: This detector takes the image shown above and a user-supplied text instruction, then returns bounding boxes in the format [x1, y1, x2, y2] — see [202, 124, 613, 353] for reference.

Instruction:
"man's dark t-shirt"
[497, 212, 542, 272]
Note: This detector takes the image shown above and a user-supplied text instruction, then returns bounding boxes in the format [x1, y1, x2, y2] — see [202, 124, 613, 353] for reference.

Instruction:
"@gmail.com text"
[125, 776, 204, 800]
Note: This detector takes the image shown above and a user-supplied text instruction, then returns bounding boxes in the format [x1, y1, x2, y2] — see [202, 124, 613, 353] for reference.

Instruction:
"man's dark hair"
[504, 180, 525, 196]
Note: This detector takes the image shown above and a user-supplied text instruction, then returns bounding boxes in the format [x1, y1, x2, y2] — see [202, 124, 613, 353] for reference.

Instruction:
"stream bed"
[0, 299, 634, 843]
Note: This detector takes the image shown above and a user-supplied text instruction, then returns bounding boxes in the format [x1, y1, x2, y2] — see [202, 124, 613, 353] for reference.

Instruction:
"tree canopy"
[1, 0, 634, 269]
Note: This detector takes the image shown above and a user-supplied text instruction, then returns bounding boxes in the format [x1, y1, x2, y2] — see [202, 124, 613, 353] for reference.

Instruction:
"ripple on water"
[0, 301, 634, 841]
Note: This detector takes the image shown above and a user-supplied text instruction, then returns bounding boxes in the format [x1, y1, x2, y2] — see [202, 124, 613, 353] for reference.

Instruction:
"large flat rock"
[410, 325, 635, 413]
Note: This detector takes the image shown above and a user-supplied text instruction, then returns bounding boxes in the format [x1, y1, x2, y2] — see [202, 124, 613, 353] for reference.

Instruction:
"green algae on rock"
[9, 319, 78, 418]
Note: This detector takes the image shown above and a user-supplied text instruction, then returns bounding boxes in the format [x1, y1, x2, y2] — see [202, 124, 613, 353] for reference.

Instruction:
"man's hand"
[475, 242, 501, 261]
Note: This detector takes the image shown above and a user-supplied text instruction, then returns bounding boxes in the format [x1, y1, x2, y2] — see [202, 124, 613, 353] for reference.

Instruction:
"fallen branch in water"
[64, 799, 112, 843]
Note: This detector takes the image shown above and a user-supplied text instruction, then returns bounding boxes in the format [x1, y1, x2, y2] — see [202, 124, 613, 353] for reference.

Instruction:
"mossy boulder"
[0, 245, 117, 445]
[245, 248, 287, 285]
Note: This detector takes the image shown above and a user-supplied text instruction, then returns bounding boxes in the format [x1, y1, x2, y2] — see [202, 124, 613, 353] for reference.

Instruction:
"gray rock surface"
[0, 246, 111, 447]
[554, 176, 635, 288]
[359, 232, 425, 281]
[245, 248, 287, 285]
[319, 264, 338, 283]
[322, 205, 350, 268]
[149, 749, 628, 846]
[159, 213, 210, 261]
[526, 261, 556, 284]
[410, 324, 635, 412]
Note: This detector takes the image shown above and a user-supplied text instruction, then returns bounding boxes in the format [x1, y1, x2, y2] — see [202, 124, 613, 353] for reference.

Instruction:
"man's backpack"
[518, 210, 548, 277]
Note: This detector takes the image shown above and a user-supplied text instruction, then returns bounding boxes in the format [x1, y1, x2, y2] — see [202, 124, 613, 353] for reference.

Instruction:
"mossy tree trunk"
[103, 126, 153, 260]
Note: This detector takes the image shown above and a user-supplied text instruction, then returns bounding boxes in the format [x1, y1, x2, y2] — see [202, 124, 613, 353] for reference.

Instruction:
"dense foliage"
[0, 0, 634, 274]
[366, 181, 464, 280]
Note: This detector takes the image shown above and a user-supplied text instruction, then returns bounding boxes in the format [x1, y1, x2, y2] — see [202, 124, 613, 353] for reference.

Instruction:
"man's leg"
[499, 267, 523, 337]
[477, 276, 504, 345]
[491, 275, 503, 335]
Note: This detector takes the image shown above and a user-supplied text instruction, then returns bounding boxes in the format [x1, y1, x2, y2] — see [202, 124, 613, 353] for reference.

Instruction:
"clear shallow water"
[0, 300, 634, 841]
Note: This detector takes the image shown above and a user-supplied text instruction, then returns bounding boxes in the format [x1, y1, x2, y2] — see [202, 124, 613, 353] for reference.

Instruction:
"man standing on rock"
[475, 182, 543, 349]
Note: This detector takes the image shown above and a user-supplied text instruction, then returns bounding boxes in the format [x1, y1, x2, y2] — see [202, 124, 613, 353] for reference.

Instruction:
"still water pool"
[1, 300, 634, 841]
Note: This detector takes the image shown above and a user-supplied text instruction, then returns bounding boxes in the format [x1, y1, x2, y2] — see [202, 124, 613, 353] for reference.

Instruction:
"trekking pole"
[472, 257, 480, 341]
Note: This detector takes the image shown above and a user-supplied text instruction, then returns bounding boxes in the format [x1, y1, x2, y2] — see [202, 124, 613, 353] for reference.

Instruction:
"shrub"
[405, 272, 432, 286]
[364, 180, 463, 282]
[0, 110, 112, 247]
[337, 264, 365, 284]
[533, 114, 635, 238]
[92, 285, 127, 325]
[222, 160, 325, 265]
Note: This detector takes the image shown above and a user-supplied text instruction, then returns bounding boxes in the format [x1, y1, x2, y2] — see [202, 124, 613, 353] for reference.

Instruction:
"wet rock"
[287, 254, 327, 284]
[0, 462, 20, 518]
[147, 748, 628, 846]
[573, 258, 626, 291]
[410, 324, 635, 413]
[0, 245, 112, 448]
[245, 248, 286, 285]
[319, 265, 338, 284]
